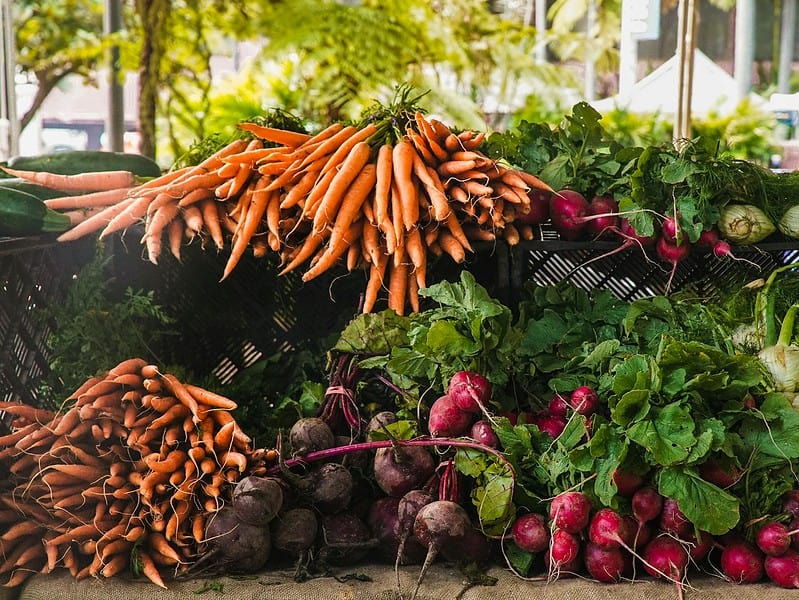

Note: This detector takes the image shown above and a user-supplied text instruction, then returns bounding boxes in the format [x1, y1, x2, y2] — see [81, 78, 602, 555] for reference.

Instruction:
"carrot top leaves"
[357, 83, 430, 146]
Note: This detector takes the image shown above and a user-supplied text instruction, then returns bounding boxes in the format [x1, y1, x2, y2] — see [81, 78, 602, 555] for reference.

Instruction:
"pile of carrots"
[0, 358, 267, 588]
[11, 111, 550, 315]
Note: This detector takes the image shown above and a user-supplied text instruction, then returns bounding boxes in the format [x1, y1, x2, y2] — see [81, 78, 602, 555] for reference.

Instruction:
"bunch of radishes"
[508, 485, 799, 589]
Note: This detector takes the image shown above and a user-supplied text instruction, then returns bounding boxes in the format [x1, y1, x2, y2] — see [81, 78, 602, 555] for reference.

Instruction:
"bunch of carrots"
[8, 108, 550, 315]
[0, 358, 268, 589]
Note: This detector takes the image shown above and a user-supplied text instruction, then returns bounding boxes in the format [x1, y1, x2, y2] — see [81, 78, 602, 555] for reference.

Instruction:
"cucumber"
[0, 180, 72, 237]
[7, 150, 162, 178]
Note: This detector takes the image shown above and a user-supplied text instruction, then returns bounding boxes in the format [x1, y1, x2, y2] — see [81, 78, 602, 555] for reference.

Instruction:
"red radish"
[757, 522, 793, 557]
[626, 515, 652, 548]
[784, 490, 799, 517]
[548, 528, 581, 568]
[585, 195, 620, 238]
[588, 507, 635, 549]
[447, 371, 491, 414]
[569, 386, 598, 416]
[427, 394, 472, 438]
[661, 216, 687, 245]
[765, 550, 799, 588]
[642, 536, 689, 583]
[469, 419, 499, 447]
[511, 512, 550, 553]
[517, 188, 551, 225]
[695, 227, 720, 248]
[548, 393, 570, 417]
[655, 236, 691, 294]
[686, 530, 713, 562]
[531, 412, 567, 439]
[612, 469, 643, 496]
[550, 189, 590, 241]
[619, 218, 657, 247]
[698, 458, 740, 488]
[721, 540, 765, 583]
[659, 497, 690, 538]
[632, 487, 663, 525]
[549, 491, 592, 534]
[584, 541, 632, 583]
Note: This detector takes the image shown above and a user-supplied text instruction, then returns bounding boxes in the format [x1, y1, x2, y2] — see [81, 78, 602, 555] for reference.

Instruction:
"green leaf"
[611, 389, 651, 427]
[334, 311, 409, 355]
[627, 402, 696, 465]
[658, 467, 740, 534]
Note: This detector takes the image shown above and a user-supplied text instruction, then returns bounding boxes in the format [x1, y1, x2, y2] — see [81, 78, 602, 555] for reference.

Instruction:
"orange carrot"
[136, 550, 168, 589]
[327, 163, 376, 251]
[407, 267, 420, 313]
[221, 178, 270, 280]
[414, 112, 448, 162]
[374, 143, 393, 232]
[515, 169, 554, 192]
[387, 262, 409, 316]
[296, 125, 357, 171]
[56, 195, 137, 242]
[184, 384, 238, 410]
[437, 230, 466, 263]
[44, 187, 133, 210]
[410, 155, 450, 222]
[302, 219, 363, 282]
[312, 141, 372, 235]
[1, 166, 138, 192]
[93, 193, 154, 239]
[277, 230, 327, 276]
[392, 141, 418, 231]
[405, 129, 436, 165]
[445, 210, 474, 252]
[404, 226, 427, 290]
[280, 168, 320, 210]
[319, 123, 378, 176]
[159, 373, 202, 423]
[237, 123, 310, 147]
[362, 250, 388, 313]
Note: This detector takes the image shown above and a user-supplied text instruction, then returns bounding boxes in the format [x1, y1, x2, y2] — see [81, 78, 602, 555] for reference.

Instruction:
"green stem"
[777, 303, 799, 348]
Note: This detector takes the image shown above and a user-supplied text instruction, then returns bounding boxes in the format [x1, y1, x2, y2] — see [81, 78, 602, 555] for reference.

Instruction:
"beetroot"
[204, 507, 272, 573]
[512, 512, 550, 553]
[550, 189, 590, 241]
[373, 445, 436, 497]
[271, 507, 319, 556]
[765, 550, 799, 588]
[447, 370, 491, 414]
[308, 462, 353, 514]
[642, 536, 689, 582]
[784, 490, 799, 517]
[720, 540, 765, 584]
[427, 393, 472, 437]
[584, 541, 631, 583]
[366, 496, 426, 565]
[366, 411, 398, 437]
[232, 475, 284, 526]
[289, 417, 336, 455]
[412, 500, 475, 597]
[318, 513, 374, 565]
[549, 491, 592, 534]
[757, 522, 793, 557]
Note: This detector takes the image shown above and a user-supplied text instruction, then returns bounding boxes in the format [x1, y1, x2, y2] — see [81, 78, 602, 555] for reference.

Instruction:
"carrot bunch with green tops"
[10, 109, 551, 315]
[0, 358, 271, 589]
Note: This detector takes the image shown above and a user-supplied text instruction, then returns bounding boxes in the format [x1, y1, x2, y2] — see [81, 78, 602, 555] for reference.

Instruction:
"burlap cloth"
[11, 563, 798, 600]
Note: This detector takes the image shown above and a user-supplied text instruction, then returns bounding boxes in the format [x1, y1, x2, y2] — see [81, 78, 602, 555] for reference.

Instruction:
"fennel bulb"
[778, 205, 799, 239]
[718, 204, 775, 245]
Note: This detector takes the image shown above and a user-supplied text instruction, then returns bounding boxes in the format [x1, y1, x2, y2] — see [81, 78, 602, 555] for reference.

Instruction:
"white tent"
[592, 49, 766, 117]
